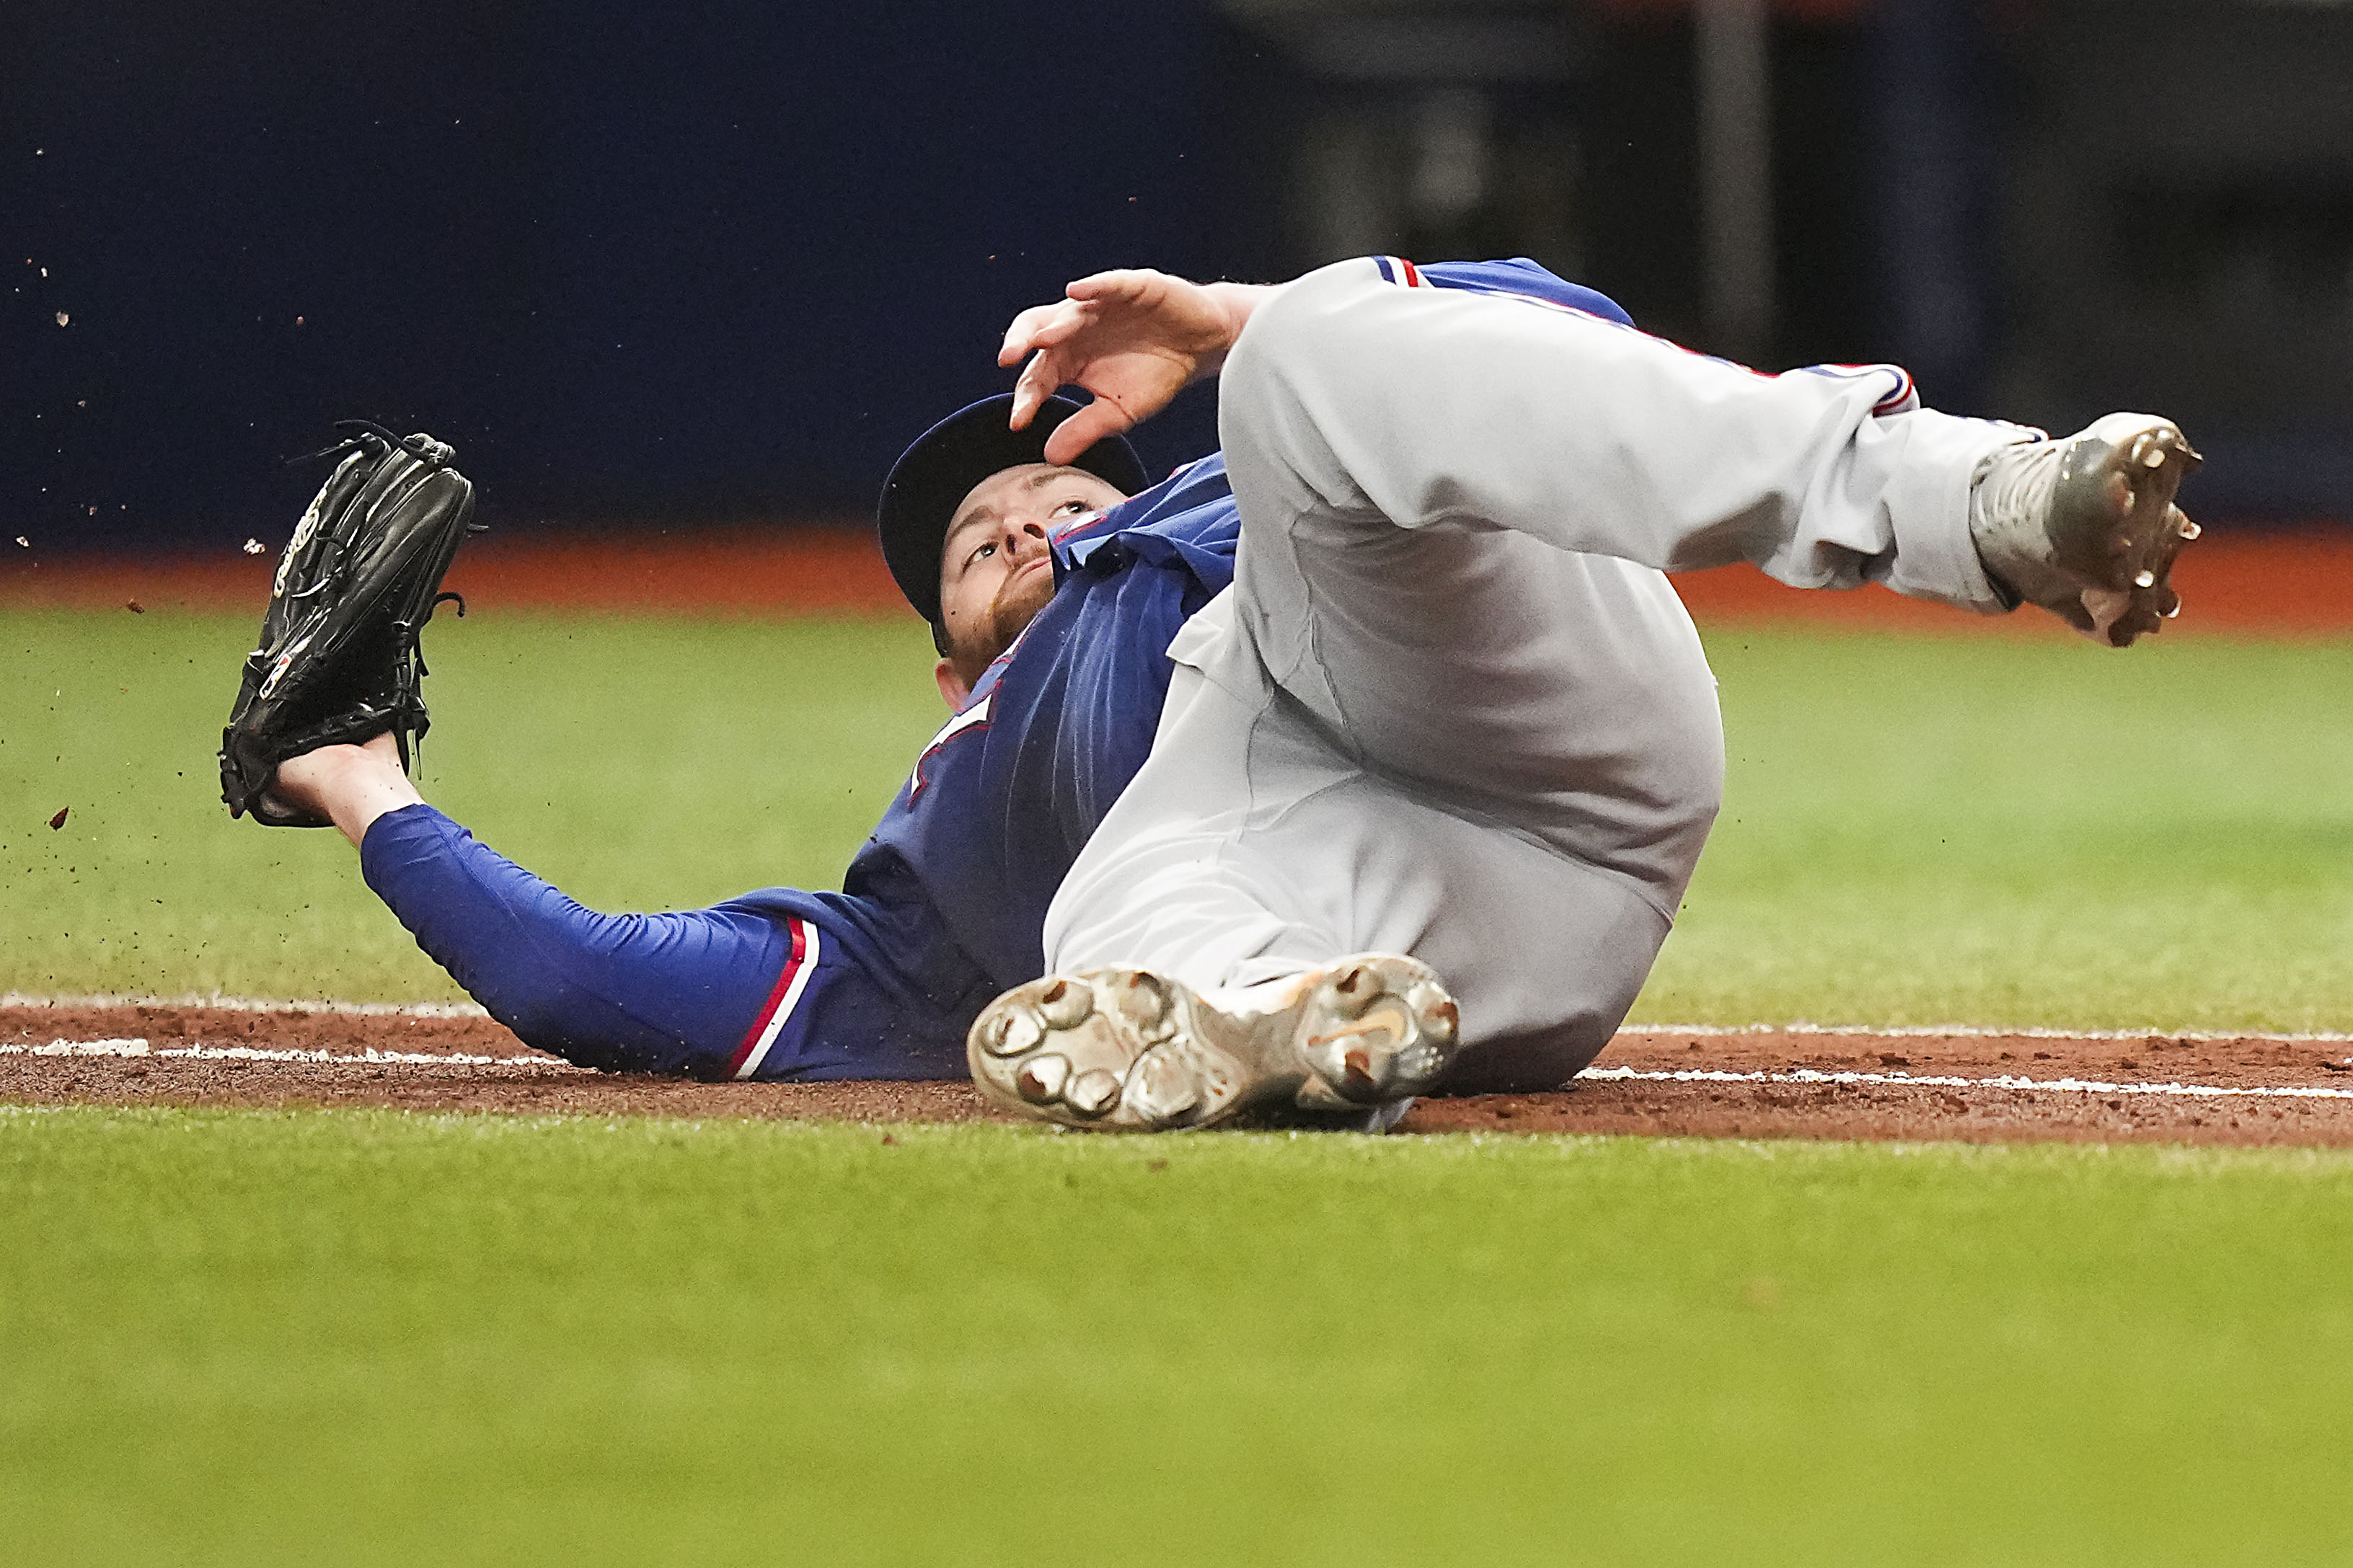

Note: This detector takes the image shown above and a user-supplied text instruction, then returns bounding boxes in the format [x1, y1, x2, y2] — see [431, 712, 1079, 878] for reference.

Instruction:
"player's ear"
[934, 657, 973, 712]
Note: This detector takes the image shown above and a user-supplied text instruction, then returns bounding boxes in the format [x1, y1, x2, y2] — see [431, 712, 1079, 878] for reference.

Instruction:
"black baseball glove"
[219, 421, 484, 826]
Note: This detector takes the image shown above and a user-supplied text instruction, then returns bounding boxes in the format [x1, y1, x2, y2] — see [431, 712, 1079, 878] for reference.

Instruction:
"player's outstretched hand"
[999, 270, 1273, 465]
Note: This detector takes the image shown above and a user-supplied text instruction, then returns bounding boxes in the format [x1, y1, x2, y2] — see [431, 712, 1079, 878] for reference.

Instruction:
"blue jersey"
[721, 258, 1633, 1080]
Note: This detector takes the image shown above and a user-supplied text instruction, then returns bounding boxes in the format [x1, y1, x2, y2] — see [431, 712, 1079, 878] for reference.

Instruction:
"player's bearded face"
[937, 464, 1129, 686]
[984, 545, 1060, 653]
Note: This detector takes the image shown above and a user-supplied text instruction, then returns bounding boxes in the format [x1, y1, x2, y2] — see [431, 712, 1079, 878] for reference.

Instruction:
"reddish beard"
[948, 557, 1059, 686]
[989, 558, 1058, 648]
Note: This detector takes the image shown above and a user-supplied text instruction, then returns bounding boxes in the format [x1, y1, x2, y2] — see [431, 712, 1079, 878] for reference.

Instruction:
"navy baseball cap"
[876, 393, 1147, 626]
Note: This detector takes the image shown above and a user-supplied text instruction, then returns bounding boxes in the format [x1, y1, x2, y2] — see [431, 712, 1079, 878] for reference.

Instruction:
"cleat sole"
[2047, 417, 2203, 647]
[966, 954, 1461, 1133]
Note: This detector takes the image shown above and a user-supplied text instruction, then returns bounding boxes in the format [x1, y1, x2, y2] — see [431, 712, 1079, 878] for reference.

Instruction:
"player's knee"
[1222, 270, 1337, 407]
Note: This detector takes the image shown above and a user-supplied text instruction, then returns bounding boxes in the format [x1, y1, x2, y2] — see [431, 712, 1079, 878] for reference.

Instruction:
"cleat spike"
[1063, 1068, 1121, 1118]
[1123, 973, 1165, 1021]
[2133, 570, 2156, 588]
[1118, 975, 1175, 1043]
[2177, 517, 2200, 540]
[1015, 1053, 1071, 1104]
[984, 1009, 1044, 1058]
[1327, 964, 1381, 1018]
[1126, 1052, 1200, 1121]
[2143, 446, 2168, 469]
[2106, 472, 2135, 518]
[1037, 978, 1094, 1029]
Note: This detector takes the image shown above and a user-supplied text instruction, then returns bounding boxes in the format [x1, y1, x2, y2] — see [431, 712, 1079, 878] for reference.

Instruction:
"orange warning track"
[3, 526, 2349, 633]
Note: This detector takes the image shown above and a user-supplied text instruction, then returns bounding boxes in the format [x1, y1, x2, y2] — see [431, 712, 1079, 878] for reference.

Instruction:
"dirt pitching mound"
[7, 1004, 2352, 1147]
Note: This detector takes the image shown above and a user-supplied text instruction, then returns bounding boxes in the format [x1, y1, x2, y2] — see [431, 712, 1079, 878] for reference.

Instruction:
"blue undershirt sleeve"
[358, 803, 984, 1081]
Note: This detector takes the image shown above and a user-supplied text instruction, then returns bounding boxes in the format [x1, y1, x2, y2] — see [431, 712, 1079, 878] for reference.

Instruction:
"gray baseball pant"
[1043, 257, 2030, 1091]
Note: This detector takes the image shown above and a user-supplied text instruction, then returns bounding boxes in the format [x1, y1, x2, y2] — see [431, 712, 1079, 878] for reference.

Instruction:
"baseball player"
[262, 254, 2200, 1132]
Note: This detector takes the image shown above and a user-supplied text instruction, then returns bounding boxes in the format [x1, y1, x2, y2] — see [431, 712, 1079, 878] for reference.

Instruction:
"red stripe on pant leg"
[725, 917, 805, 1077]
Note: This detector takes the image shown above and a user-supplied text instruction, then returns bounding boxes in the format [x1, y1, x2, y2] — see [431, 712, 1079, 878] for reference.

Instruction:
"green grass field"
[8, 606, 2353, 1562]
[6, 1108, 2351, 1565]
[6, 607, 2352, 1028]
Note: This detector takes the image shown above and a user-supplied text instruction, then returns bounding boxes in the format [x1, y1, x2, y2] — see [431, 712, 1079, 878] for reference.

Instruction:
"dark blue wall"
[4, 1, 1217, 549]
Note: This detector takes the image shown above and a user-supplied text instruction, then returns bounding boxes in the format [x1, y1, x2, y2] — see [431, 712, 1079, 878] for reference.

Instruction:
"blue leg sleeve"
[358, 803, 791, 1078]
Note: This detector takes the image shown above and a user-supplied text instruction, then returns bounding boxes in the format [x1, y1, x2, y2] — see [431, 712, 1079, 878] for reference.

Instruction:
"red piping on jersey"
[726, 916, 809, 1078]
[909, 692, 994, 801]
[1051, 507, 1116, 545]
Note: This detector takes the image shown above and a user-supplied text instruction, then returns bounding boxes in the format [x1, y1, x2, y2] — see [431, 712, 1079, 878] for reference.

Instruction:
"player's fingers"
[997, 313, 1051, 368]
[1064, 270, 1158, 304]
[1009, 353, 1048, 428]
[1041, 395, 1134, 466]
[1023, 303, 1099, 350]
[1009, 347, 1072, 430]
[998, 301, 1074, 368]
[999, 300, 1102, 368]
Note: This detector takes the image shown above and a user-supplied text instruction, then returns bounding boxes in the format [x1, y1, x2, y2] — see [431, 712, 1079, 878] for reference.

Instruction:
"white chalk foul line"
[9, 1039, 2349, 1105]
[1625, 1023, 2353, 1043]
[9, 997, 2349, 1045]
[3, 1039, 578, 1070]
[0, 992, 490, 1017]
[1581, 1065, 2353, 1103]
